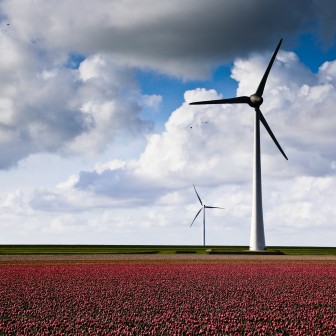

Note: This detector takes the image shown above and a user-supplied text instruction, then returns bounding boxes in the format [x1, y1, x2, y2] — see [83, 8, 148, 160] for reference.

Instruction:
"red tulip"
[0, 262, 335, 334]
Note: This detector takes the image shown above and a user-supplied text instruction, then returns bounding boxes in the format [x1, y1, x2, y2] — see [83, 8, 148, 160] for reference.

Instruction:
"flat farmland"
[0, 255, 335, 335]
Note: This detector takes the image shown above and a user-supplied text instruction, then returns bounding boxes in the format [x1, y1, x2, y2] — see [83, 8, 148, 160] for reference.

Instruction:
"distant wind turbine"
[190, 184, 224, 246]
[190, 39, 287, 251]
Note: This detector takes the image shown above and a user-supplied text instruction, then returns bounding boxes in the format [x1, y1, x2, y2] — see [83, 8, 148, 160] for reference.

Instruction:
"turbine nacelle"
[249, 94, 263, 107]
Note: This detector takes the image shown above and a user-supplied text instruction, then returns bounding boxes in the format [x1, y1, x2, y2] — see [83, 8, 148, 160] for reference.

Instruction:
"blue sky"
[0, 0, 336, 246]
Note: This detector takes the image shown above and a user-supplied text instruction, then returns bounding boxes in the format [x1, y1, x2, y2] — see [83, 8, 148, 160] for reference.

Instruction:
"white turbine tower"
[190, 185, 224, 247]
[190, 39, 287, 251]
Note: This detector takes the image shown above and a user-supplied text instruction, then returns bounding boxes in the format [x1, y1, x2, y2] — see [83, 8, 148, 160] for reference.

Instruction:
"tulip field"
[0, 258, 335, 335]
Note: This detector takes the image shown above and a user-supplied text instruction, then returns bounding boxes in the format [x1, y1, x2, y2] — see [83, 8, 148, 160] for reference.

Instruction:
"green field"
[0, 245, 335, 255]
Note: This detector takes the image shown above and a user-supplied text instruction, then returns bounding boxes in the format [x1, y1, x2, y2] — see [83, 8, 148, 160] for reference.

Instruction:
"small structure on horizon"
[190, 184, 224, 247]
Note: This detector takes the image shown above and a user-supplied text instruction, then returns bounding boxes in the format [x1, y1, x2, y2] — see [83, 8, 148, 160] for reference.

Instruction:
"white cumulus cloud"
[17, 50, 336, 246]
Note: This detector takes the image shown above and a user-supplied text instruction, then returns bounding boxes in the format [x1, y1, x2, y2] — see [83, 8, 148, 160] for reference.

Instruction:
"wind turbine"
[190, 39, 287, 251]
[190, 184, 224, 247]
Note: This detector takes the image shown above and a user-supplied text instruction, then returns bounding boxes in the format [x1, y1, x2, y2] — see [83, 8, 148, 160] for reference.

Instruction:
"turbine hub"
[249, 94, 263, 107]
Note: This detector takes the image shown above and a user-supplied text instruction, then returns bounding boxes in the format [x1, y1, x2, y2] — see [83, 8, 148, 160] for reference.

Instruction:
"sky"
[0, 0, 336, 246]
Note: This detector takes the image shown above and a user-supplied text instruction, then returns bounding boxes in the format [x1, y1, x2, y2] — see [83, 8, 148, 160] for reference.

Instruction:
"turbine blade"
[205, 206, 225, 209]
[193, 184, 203, 206]
[257, 108, 288, 160]
[189, 96, 250, 105]
[190, 208, 203, 227]
[256, 39, 282, 97]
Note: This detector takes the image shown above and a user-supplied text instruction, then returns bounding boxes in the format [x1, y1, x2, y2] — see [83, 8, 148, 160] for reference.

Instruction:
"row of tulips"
[0, 262, 335, 335]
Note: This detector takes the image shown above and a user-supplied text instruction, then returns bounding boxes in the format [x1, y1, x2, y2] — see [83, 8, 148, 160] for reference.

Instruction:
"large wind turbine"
[190, 39, 287, 251]
[191, 184, 224, 246]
